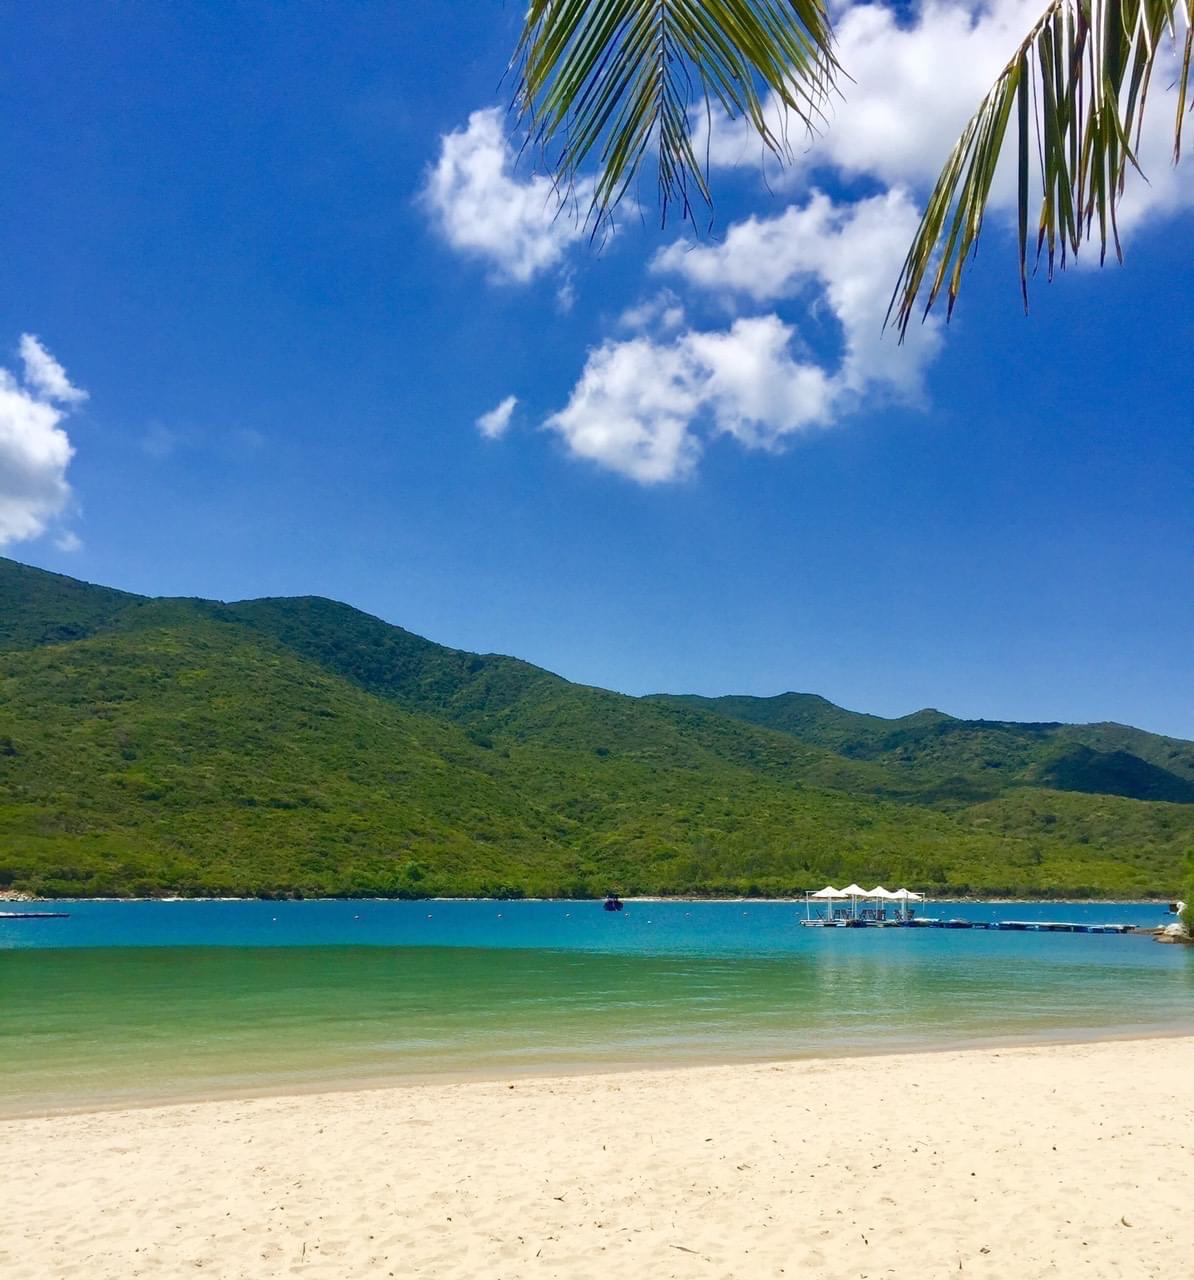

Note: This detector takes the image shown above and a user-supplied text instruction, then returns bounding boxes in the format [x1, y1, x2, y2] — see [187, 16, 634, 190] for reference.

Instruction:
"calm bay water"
[1, 899, 1190, 1113]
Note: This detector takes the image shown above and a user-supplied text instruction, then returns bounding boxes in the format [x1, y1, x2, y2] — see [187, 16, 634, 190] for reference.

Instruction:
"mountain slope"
[0, 556, 141, 651]
[0, 614, 1072, 898]
[1, 557, 1190, 898]
[651, 692, 1194, 804]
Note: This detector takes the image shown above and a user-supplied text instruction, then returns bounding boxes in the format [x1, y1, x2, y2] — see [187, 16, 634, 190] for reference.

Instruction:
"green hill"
[1, 556, 1190, 899]
[650, 692, 1194, 803]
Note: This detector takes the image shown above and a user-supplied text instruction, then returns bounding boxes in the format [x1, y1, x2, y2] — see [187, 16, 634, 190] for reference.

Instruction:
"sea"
[1, 898, 1190, 1114]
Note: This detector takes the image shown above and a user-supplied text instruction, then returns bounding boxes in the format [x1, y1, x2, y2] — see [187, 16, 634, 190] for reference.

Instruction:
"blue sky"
[2, 1, 1192, 737]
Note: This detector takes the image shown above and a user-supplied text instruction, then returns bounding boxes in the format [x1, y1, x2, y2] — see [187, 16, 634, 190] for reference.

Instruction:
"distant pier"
[802, 916, 1137, 934]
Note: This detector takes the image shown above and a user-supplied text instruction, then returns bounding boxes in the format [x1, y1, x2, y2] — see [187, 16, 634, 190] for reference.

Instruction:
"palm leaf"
[890, 0, 1194, 339]
[511, 0, 840, 226]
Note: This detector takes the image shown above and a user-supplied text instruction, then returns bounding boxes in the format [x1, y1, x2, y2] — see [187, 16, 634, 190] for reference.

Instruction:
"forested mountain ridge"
[649, 693, 1194, 804]
[1, 556, 1190, 899]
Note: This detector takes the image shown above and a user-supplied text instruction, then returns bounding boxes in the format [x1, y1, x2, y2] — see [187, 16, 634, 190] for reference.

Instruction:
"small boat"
[0, 911, 70, 920]
[602, 894, 624, 912]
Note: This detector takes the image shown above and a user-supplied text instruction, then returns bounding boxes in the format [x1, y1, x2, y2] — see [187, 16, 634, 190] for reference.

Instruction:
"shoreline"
[0, 892, 1180, 905]
[5, 1036, 1191, 1279]
[7, 1024, 1193, 1124]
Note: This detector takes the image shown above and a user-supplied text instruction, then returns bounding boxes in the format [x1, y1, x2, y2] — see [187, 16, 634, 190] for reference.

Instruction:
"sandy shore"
[4, 1038, 1191, 1279]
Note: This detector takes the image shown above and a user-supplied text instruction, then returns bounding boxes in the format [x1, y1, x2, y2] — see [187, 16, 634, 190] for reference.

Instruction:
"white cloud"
[545, 336, 703, 483]
[654, 189, 942, 395]
[814, 0, 1039, 191]
[697, 0, 1194, 236]
[555, 274, 577, 313]
[654, 201, 827, 303]
[19, 333, 88, 405]
[547, 189, 943, 483]
[618, 290, 686, 333]
[545, 316, 834, 483]
[652, 189, 941, 396]
[686, 316, 835, 448]
[476, 394, 519, 440]
[422, 108, 592, 284]
[54, 530, 83, 553]
[1, 335, 84, 547]
[696, 0, 1062, 190]
[1109, 41, 1194, 239]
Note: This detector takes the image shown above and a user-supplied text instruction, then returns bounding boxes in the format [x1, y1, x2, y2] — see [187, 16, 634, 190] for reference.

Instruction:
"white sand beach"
[3, 1036, 1191, 1280]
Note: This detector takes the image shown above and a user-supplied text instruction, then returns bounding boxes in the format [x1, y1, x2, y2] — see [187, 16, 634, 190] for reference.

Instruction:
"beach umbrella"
[838, 883, 868, 921]
[892, 887, 924, 920]
[807, 885, 846, 921]
[867, 887, 896, 918]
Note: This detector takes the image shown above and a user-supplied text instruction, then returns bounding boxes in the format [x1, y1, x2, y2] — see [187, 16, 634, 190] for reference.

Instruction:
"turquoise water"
[1, 900, 1190, 1114]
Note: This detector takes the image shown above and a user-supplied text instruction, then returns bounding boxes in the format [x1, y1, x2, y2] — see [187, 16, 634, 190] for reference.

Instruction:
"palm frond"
[511, 0, 839, 226]
[890, 0, 1194, 339]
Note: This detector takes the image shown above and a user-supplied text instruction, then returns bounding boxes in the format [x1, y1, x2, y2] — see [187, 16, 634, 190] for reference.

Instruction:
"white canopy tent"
[803, 883, 927, 924]
[804, 885, 848, 921]
[890, 888, 925, 920]
[849, 885, 892, 920]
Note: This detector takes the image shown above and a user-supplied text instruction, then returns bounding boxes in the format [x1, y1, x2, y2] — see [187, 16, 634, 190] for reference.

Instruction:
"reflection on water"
[0, 900, 1191, 1113]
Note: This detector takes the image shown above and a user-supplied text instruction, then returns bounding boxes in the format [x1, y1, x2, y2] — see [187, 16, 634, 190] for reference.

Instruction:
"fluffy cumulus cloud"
[476, 394, 518, 440]
[546, 336, 705, 483]
[810, 0, 1040, 190]
[447, 3, 1192, 486]
[545, 316, 837, 483]
[422, 108, 592, 284]
[547, 191, 941, 482]
[699, 0, 1194, 233]
[0, 335, 85, 547]
[653, 189, 942, 395]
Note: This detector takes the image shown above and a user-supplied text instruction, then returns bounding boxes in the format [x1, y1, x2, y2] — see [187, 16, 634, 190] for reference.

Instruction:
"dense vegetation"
[652, 693, 1194, 804]
[1, 556, 1190, 899]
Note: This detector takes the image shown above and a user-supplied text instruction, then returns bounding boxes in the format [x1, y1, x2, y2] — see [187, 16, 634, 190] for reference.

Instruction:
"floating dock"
[988, 920, 1135, 934]
[802, 917, 1136, 934]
